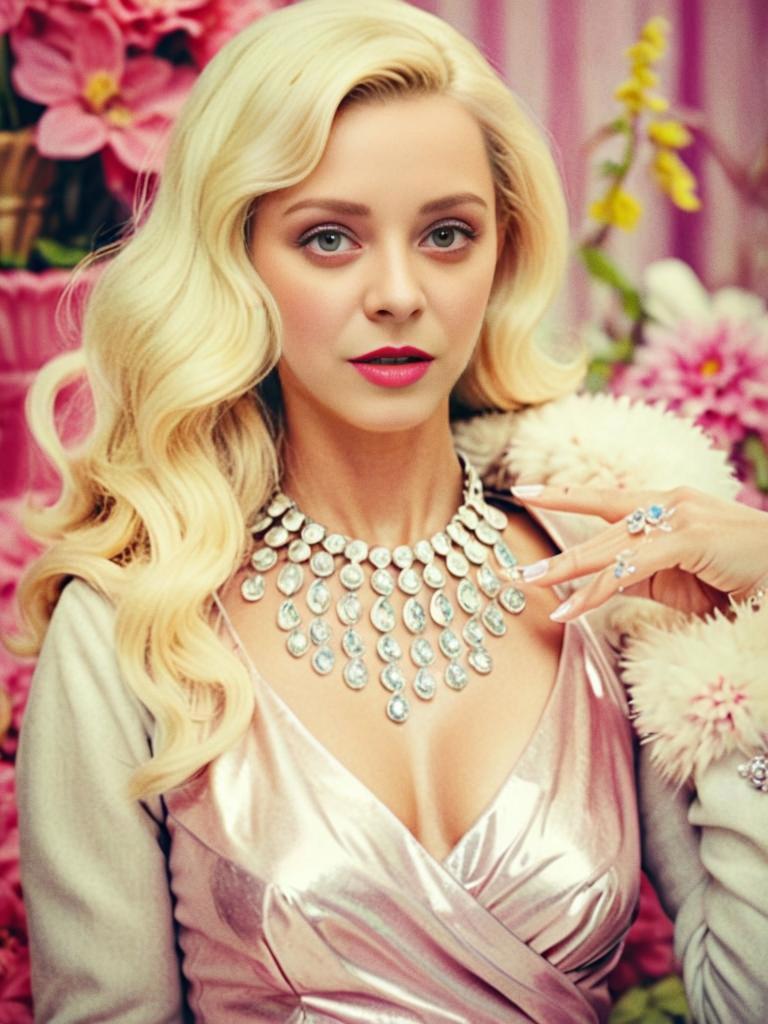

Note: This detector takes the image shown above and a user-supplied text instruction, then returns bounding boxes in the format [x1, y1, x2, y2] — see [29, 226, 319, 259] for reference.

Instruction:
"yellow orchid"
[652, 150, 702, 210]
[590, 188, 643, 231]
[648, 119, 693, 149]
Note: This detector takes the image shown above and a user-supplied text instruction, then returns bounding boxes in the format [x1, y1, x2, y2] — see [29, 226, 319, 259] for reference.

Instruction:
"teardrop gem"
[306, 579, 331, 615]
[277, 563, 303, 596]
[251, 547, 277, 571]
[403, 597, 427, 634]
[282, 507, 305, 532]
[264, 525, 289, 548]
[410, 637, 435, 667]
[287, 539, 311, 563]
[369, 546, 391, 569]
[371, 596, 396, 633]
[482, 504, 508, 530]
[494, 540, 518, 572]
[446, 549, 469, 577]
[371, 568, 395, 596]
[463, 538, 488, 566]
[310, 551, 335, 577]
[377, 634, 402, 662]
[398, 567, 422, 595]
[240, 575, 265, 602]
[380, 662, 405, 693]
[482, 601, 506, 637]
[413, 669, 436, 700]
[446, 521, 469, 546]
[438, 628, 462, 659]
[286, 630, 309, 657]
[345, 539, 368, 562]
[458, 505, 479, 529]
[309, 618, 331, 645]
[474, 520, 499, 545]
[337, 592, 362, 626]
[430, 590, 454, 627]
[500, 586, 526, 614]
[342, 628, 365, 658]
[343, 658, 368, 690]
[422, 563, 445, 589]
[392, 545, 413, 569]
[312, 646, 335, 675]
[463, 616, 485, 647]
[444, 660, 469, 690]
[277, 600, 301, 631]
[413, 539, 434, 564]
[457, 578, 481, 614]
[267, 494, 291, 517]
[386, 693, 410, 723]
[323, 533, 346, 555]
[468, 646, 493, 674]
[430, 531, 450, 556]
[339, 562, 364, 590]
[477, 563, 501, 598]
[250, 514, 272, 535]
[301, 522, 325, 545]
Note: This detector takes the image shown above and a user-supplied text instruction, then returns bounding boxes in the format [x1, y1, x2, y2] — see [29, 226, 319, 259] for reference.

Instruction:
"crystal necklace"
[240, 457, 525, 724]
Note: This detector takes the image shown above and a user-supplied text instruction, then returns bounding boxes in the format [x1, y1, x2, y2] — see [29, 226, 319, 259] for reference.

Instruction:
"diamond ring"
[626, 504, 675, 536]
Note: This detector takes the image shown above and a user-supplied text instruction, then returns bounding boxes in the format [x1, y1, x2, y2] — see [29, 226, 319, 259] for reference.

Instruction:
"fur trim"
[620, 603, 768, 785]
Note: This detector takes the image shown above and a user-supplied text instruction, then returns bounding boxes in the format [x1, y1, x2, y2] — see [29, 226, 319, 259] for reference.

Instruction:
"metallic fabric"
[166, 614, 639, 1022]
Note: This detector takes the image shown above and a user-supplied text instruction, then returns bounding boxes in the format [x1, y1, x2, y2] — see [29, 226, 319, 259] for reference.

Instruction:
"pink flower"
[0, 765, 20, 891]
[609, 873, 676, 995]
[0, 878, 31, 1022]
[105, 0, 209, 49]
[11, 8, 195, 172]
[0, 0, 26, 34]
[186, 0, 283, 66]
[612, 260, 768, 451]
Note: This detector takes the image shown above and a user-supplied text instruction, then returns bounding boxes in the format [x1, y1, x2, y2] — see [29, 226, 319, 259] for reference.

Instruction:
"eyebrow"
[282, 192, 489, 217]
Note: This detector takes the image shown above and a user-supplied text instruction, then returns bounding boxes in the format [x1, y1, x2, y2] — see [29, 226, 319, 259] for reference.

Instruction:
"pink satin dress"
[165, 602, 640, 1023]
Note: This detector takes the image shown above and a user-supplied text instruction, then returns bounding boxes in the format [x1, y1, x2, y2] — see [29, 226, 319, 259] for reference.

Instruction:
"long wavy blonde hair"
[16, 0, 582, 797]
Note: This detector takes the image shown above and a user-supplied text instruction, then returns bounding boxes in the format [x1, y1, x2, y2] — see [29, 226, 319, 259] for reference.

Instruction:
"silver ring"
[738, 753, 768, 793]
[626, 504, 675, 536]
[613, 549, 638, 592]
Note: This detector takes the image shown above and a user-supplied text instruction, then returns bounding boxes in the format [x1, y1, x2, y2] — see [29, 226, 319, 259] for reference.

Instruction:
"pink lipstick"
[349, 346, 433, 389]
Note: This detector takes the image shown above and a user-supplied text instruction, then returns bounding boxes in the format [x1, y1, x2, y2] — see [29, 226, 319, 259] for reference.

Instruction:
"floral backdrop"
[1, 1, 766, 1021]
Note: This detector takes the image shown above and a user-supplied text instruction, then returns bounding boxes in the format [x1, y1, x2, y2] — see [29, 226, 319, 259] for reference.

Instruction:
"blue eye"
[423, 221, 476, 250]
[299, 226, 356, 254]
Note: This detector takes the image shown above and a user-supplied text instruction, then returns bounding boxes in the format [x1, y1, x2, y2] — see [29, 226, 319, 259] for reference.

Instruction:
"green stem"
[582, 112, 640, 250]
[0, 35, 20, 131]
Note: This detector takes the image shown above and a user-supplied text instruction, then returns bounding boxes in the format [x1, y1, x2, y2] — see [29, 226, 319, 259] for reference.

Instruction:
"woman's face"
[249, 93, 500, 436]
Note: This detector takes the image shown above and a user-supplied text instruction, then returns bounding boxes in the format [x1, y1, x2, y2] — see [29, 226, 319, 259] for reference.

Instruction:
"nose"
[363, 242, 425, 323]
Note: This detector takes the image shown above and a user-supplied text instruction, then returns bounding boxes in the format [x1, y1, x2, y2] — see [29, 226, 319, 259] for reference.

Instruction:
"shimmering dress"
[165, 597, 640, 1023]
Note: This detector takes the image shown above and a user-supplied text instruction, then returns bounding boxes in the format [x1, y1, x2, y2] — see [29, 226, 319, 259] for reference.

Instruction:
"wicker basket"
[0, 127, 56, 266]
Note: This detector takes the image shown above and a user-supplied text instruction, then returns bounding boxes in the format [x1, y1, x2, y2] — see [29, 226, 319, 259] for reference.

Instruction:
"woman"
[15, 1, 768, 1021]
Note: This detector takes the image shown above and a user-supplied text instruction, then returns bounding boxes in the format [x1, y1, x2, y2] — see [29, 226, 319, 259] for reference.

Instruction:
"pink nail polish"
[521, 559, 548, 582]
[549, 599, 573, 621]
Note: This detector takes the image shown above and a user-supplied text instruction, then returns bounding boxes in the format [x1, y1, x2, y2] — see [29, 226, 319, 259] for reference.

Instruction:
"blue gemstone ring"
[613, 549, 638, 590]
[626, 504, 675, 536]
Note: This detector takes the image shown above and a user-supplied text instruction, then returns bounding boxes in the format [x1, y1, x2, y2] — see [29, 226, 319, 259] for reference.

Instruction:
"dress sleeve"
[17, 579, 189, 1024]
[618, 602, 768, 1024]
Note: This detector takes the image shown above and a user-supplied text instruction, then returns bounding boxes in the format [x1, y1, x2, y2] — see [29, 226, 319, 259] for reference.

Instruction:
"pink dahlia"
[186, 0, 283, 66]
[104, 0, 209, 49]
[612, 260, 768, 450]
[0, 877, 31, 1023]
[11, 8, 195, 172]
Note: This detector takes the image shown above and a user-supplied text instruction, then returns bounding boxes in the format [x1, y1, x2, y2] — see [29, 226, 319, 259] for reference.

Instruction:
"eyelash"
[296, 219, 478, 253]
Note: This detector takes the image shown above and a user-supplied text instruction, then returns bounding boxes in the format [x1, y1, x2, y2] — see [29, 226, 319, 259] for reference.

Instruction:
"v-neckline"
[213, 592, 575, 869]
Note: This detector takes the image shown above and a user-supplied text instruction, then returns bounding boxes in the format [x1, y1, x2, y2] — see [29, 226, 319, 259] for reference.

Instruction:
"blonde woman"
[15, 1, 768, 1021]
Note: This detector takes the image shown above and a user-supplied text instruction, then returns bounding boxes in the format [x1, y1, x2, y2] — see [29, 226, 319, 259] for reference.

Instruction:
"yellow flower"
[648, 119, 693, 149]
[641, 16, 670, 55]
[652, 149, 701, 210]
[590, 188, 643, 230]
[615, 78, 669, 114]
[625, 40, 661, 66]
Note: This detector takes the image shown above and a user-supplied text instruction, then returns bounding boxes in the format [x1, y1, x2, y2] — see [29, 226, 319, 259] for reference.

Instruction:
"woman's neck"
[279, 413, 464, 550]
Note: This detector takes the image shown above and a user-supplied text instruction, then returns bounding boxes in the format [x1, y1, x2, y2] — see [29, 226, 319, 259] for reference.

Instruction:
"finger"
[517, 525, 633, 586]
[511, 484, 671, 524]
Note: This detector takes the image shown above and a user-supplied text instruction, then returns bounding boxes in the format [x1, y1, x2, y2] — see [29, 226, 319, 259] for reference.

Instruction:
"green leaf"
[33, 236, 90, 268]
[649, 975, 691, 1017]
[743, 434, 768, 492]
[609, 985, 649, 1023]
[599, 160, 626, 179]
[0, 252, 29, 269]
[611, 117, 631, 134]
[579, 246, 643, 320]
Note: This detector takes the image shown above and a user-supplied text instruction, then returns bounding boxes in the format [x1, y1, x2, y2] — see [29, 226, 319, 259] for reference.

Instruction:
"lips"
[350, 346, 433, 365]
[348, 346, 433, 389]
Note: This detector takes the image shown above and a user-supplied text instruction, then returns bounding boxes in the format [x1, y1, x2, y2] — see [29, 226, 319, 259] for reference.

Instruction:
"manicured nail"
[510, 484, 544, 499]
[550, 599, 573, 621]
[521, 559, 549, 582]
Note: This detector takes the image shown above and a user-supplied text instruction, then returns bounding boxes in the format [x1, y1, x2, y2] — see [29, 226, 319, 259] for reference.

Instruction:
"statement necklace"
[240, 458, 526, 724]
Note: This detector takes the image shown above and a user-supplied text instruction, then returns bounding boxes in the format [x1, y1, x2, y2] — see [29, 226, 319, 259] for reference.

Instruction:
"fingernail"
[550, 599, 574, 621]
[510, 484, 544, 499]
[520, 559, 549, 582]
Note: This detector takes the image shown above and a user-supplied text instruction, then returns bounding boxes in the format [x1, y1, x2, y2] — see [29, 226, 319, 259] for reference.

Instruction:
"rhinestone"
[458, 505, 479, 529]
[474, 520, 500, 545]
[267, 494, 292, 516]
[339, 563, 364, 590]
[468, 646, 493, 674]
[500, 586, 526, 614]
[438, 628, 462, 659]
[445, 660, 469, 690]
[403, 597, 427, 634]
[343, 658, 368, 690]
[410, 637, 435, 667]
[464, 538, 488, 565]
[306, 578, 331, 615]
[309, 618, 331, 645]
[240, 575, 265, 602]
[282, 507, 305, 532]
[264, 525, 289, 547]
[371, 596, 396, 632]
[430, 590, 454, 626]
[377, 634, 402, 662]
[310, 551, 335, 577]
[413, 669, 436, 700]
[337, 592, 362, 626]
[446, 549, 469, 577]
[482, 601, 507, 637]
[277, 563, 303, 596]
[342, 628, 365, 658]
[482, 504, 508, 530]
[371, 568, 395, 596]
[386, 693, 410, 723]
[369, 546, 391, 569]
[477, 564, 501, 598]
[446, 521, 469, 546]
[301, 522, 325, 544]
[430, 531, 451, 556]
[312, 646, 335, 675]
[398, 567, 422, 595]
[413, 539, 434, 564]
[287, 539, 311, 563]
[277, 600, 300, 631]
[422, 563, 445, 589]
[251, 547, 277, 571]
[463, 617, 485, 647]
[494, 540, 518, 572]
[323, 532, 346, 555]
[380, 662, 405, 693]
[286, 630, 309, 657]
[457, 578, 481, 614]
[392, 545, 413, 569]
[250, 514, 272, 534]
[345, 538, 368, 562]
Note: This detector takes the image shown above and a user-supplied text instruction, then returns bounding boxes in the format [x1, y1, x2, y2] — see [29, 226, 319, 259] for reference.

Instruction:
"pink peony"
[612, 260, 768, 451]
[0, 0, 26, 34]
[0, 878, 31, 1023]
[11, 8, 195, 172]
[186, 0, 283, 66]
[609, 872, 676, 995]
[105, 0, 209, 49]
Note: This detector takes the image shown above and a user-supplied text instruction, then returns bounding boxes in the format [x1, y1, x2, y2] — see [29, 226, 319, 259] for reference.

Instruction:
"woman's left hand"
[511, 484, 768, 621]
